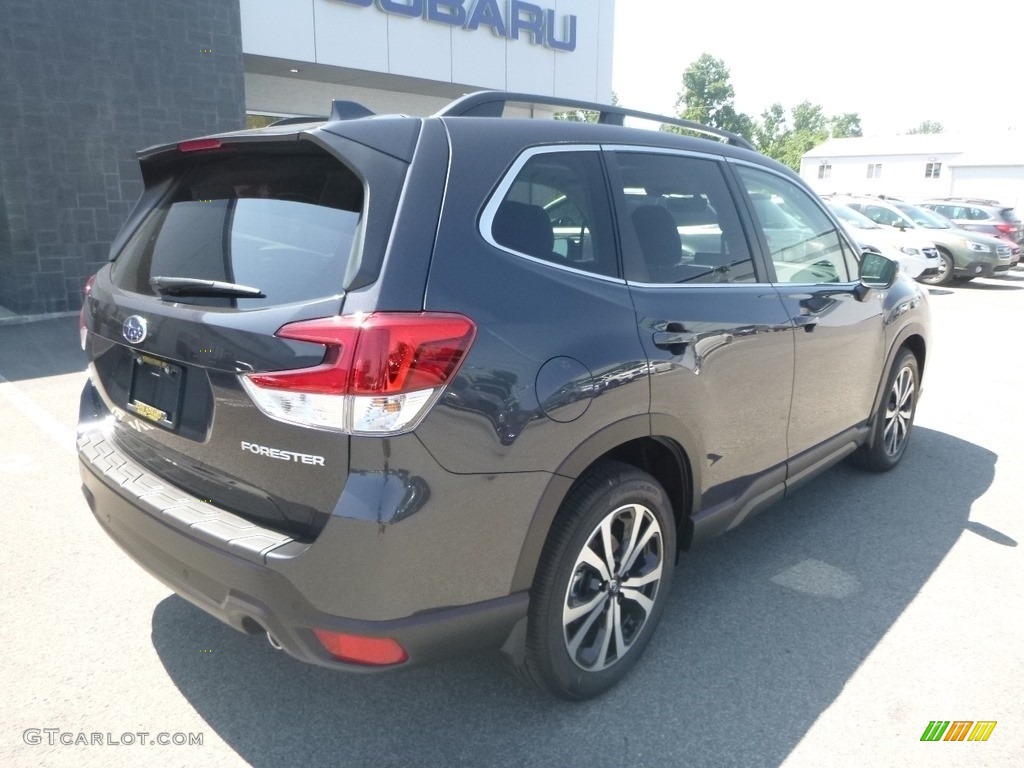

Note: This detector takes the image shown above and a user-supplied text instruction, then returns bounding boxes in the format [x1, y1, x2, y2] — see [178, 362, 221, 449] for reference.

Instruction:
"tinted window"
[111, 152, 363, 308]
[737, 167, 857, 283]
[489, 151, 617, 278]
[614, 153, 756, 284]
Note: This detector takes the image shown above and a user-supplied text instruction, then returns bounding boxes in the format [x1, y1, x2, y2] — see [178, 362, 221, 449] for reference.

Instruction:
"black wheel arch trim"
[509, 414, 703, 592]
[867, 323, 927, 447]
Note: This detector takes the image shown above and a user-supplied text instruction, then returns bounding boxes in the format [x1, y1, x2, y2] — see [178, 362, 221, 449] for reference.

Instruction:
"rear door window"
[611, 151, 757, 284]
[111, 151, 364, 308]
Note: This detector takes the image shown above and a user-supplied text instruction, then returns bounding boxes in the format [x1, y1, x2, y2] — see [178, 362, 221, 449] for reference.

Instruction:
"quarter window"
[613, 153, 756, 284]
[489, 151, 617, 278]
[736, 166, 857, 284]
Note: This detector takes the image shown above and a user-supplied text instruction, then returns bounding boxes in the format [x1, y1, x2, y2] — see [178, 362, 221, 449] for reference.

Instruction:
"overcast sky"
[612, 0, 1023, 136]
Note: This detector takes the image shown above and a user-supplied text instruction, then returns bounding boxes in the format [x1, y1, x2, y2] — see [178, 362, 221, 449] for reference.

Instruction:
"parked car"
[916, 198, 1022, 251]
[77, 92, 930, 700]
[833, 195, 1015, 285]
[825, 201, 940, 280]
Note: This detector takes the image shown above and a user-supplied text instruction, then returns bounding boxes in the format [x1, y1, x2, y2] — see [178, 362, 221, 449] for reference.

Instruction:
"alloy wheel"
[883, 365, 915, 457]
[562, 503, 664, 671]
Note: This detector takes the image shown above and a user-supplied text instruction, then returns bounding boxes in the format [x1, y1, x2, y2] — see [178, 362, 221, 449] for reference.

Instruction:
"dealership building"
[0, 0, 615, 317]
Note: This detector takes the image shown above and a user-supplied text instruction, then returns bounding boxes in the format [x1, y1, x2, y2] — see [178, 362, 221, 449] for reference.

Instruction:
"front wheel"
[518, 461, 676, 700]
[851, 348, 919, 472]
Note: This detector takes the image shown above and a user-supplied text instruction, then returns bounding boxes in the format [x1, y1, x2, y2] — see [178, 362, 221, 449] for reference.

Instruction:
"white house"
[800, 133, 1024, 209]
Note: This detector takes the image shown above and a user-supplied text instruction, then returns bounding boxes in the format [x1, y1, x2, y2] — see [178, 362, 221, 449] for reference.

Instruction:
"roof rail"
[937, 196, 1002, 205]
[435, 91, 756, 151]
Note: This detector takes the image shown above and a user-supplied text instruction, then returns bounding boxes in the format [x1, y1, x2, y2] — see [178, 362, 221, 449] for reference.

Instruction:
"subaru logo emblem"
[122, 315, 148, 344]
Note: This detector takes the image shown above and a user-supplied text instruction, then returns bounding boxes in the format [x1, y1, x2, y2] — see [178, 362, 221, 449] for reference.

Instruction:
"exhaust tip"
[267, 632, 283, 651]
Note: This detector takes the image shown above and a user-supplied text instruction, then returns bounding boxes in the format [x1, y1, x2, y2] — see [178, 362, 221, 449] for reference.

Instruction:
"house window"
[817, 162, 832, 180]
[866, 163, 882, 179]
[925, 162, 942, 179]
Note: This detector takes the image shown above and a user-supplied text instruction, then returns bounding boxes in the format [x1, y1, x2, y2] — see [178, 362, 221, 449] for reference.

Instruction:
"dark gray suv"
[917, 198, 1022, 252]
[77, 92, 931, 700]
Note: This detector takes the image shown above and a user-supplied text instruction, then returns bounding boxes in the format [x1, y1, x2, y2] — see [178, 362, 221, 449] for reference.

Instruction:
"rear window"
[111, 152, 363, 308]
[1000, 208, 1021, 224]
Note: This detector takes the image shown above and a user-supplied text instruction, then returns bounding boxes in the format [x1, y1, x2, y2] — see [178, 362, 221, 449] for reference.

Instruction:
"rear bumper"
[76, 385, 536, 671]
[79, 439, 528, 670]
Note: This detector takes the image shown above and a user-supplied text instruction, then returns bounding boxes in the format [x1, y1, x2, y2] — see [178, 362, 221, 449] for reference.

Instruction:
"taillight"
[79, 274, 96, 350]
[240, 313, 476, 435]
[995, 223, 1013, 235]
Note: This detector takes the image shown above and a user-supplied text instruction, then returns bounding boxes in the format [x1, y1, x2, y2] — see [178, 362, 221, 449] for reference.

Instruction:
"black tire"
[518, 461, 676, 700]
[851, 348, 919, 472]
[917, 249, 954, 286]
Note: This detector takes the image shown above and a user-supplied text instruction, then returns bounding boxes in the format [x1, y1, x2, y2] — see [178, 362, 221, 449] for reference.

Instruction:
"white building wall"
[801, 154, 957, 199]
[240, 0, 614, 113]
[244, 73, 455, 117]
[950, 167, 1024, 210]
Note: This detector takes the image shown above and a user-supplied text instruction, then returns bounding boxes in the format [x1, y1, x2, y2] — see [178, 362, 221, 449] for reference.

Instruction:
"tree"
[751, 102, 861, 171]
[668, 54, 754, 141]
[830, 112, 862, 138]
[907, 120, 944, 134]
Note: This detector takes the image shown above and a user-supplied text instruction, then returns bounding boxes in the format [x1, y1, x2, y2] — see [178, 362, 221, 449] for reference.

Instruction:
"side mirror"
[859, 251, 898, 290]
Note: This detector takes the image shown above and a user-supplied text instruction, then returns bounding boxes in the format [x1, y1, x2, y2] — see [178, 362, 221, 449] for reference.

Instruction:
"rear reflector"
[178, 138, 223, 153]
[241, 312, 475, 435]
[313, 629, 408, 666]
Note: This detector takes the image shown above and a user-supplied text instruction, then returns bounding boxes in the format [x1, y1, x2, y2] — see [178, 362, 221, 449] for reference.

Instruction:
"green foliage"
[907, 120, 944, 134]
[666, 54, 755, 141]
[830, 112, 863, 138]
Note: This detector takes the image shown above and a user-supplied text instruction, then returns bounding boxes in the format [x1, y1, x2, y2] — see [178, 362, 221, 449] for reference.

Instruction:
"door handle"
[653, 325, 697, 350]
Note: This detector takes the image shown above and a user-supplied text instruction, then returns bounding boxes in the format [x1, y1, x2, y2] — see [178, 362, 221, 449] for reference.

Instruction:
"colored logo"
[920, 721, 997, 742]
[122, 315, 148, 344]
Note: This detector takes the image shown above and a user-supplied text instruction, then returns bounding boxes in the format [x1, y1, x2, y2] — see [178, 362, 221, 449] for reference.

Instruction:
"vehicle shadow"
[151, 427, 994, 768]
[0, 316, 86, 381]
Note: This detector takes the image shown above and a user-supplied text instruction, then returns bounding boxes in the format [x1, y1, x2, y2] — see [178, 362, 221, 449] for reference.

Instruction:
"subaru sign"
[334, 0, 578, 52]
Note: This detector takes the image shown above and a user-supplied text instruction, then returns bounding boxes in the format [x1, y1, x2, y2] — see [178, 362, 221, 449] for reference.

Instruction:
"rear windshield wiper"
[150, 276, 266, 299]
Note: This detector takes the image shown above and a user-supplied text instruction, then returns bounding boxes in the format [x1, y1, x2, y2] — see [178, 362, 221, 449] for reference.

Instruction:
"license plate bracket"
[127, 354, 184, 429]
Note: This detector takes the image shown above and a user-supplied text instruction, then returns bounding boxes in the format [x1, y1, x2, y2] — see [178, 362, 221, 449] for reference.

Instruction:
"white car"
[827, 203, 940, 280]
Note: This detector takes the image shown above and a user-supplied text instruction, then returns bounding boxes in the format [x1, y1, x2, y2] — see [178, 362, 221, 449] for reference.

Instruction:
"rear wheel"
[518, 461, 675, 700]
[918, 249, 953, 286]
[851, 348, 919, 472]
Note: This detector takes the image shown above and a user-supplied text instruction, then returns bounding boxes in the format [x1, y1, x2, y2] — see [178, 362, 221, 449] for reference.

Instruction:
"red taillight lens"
[79, 274, 97, 350]
[178, 138, 223, 153]
[241, 313, 476, 434]
[313, 629, 408, 666]
[995, 223, 1013, 235]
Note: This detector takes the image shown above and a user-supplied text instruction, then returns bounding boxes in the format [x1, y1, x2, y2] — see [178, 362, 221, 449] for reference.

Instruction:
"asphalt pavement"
[1, 271, 1022, 768]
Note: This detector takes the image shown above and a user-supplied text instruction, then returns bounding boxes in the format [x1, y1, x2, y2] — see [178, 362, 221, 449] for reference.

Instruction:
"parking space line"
[0, 373, 77, 456]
